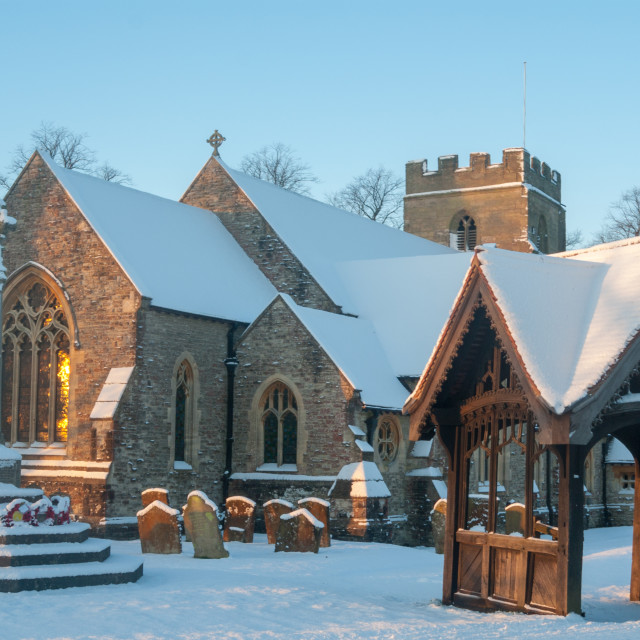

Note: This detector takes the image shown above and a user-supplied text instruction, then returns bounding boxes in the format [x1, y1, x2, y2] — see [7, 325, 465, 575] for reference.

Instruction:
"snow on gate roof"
[477, 239, 640, 413]
[39, 152, 276, 323]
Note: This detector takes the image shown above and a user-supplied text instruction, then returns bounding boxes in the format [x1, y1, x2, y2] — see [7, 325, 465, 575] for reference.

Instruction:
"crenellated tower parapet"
[404, 148, 565, 254]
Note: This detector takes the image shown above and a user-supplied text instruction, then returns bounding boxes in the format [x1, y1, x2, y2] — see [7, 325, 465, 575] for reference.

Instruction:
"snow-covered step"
[0, 538, 111, 567]
[0, 555, 144, 592]
[0, 482, 43, 503]
[0, 522, 91, 545]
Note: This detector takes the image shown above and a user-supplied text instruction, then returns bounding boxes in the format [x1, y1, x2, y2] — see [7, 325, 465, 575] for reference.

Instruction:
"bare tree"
[1, 122, 130, 190]
[594, 187, 640, 244]
[565, 228, 585, 250]
[327, 167, 404, 228]
[240, 143, 318, 195]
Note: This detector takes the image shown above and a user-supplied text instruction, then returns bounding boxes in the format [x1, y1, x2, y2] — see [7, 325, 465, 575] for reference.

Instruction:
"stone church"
[0, 142, 635, 545]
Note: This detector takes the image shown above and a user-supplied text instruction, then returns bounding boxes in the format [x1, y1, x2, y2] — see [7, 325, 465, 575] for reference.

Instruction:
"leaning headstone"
[505, 502, 526, 536]
[275, 508, 324, 553]
[431, 498, 447, 554]
[137, 500, 182, 554]
[263, 499, 294, 544]
[183, 491, 228, 559]
[298, 497, 331, 547]
[141, 488, 169, 509]
[223, 496, 256, 543]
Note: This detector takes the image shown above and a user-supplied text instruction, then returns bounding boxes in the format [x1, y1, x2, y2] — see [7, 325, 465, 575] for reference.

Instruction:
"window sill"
[256, 463, 298, 473]
[173, 461, 193, 471]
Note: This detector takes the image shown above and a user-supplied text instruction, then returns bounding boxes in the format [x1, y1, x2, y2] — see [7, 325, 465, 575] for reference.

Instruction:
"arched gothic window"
[261, 382, 297, 466]
[174, 360, 194, 464]
[2, 280, 71, 444]
[456, 215, 477, 251]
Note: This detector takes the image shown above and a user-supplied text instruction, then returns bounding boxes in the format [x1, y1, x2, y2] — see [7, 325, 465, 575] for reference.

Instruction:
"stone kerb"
[141, 488, 170, 509]
[505, 502, 526, 536]
[137, 500, 181, 554]
[223, 496, 256, 543]
[183, 490, 228, 559]
[0, 445, 21, 486]
[275, 507, 323, 553]
[263, 499, 294, 544]
[431, 498, 447, 554]
[298, 497, 330, 547]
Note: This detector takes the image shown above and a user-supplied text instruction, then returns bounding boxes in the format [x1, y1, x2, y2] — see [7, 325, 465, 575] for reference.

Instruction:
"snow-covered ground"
[3, 527, 639, 639]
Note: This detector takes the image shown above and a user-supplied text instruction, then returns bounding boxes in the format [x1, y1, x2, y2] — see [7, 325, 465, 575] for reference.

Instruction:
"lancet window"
[2, 281, 71, 444]
[456, 215, 477, 252]
[174, 360, 194, 464]
[261, 382, 298, 466]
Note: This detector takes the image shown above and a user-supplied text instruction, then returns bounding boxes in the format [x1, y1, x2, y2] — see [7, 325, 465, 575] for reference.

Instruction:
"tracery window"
[2, 281, 71, 444]
[174, 360, 194, 464]
[456, 215, 477, 252]
[261, 382, 297, 466]
[376, 416, 400, 463]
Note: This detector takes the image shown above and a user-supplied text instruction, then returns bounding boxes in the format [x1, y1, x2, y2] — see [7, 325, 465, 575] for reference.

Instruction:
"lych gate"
[404, 252, 640, 616]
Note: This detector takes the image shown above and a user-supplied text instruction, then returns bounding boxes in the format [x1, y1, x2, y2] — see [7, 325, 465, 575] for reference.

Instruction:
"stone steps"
[0, 503, 143, 592]
[0, 555, 144, 592]
[0, 538, 111, 567]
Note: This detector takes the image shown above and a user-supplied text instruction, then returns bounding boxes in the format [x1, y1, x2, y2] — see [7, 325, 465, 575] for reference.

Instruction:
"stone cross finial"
[206, 130, 226, 156]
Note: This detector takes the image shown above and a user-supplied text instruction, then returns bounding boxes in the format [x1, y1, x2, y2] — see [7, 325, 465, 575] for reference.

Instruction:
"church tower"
[403, 148, 565, 254]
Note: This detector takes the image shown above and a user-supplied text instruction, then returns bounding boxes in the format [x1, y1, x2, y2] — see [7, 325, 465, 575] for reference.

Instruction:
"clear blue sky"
[3, 1, 639, 241]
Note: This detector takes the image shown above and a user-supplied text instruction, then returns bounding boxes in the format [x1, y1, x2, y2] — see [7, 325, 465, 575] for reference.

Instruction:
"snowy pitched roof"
[39, 152, 276, 323]
[218, 160, 454, 314]
[605, 438, 634, 464]
[279, 295, 409, 409]
[478, 238, 640, 413]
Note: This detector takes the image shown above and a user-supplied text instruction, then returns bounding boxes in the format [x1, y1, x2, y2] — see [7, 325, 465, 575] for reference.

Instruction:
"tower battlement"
[406, 148, 561, 202]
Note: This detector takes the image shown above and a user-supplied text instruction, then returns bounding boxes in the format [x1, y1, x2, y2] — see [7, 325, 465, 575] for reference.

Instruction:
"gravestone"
[137, 500, 181, 554]
[141, 488, 169, 509]
[466, 494, 490, 531]
[223, 496, 256, 543]
[275, 508, 324, 553]
[505, 502, 526, 536]
[298, 497, 331, 547]
[183, 491, 228, 559]
[263, 499, 294, 544]
[431, 498, 447, 554]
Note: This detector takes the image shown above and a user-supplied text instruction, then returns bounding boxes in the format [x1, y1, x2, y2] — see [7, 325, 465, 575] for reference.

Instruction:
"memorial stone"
[183, 491, 228, 559]
[263, 499, 294, 544]
[431, 498, 447, 554]
[275, 508, 323, 553]
[223, 496, 256, 543]
[298, 497, 331, 547]
[137, 500, 181, 554]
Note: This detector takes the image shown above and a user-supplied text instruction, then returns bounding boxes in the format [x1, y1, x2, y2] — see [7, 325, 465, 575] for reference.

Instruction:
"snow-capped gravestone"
[275, 508, 323, 553]
[328, 461, 392, 543]
[298, 497, 330, 547]
[223, 496, 256, 543]
[141, 487, 170, 508]
[505, 502, 526, 536]
[137, 500, 181, 554]
[263, 499, 294, 544]
[183, 491, 228, 559]
[466, 494, 490, 531]
[431, 498, 447, 554]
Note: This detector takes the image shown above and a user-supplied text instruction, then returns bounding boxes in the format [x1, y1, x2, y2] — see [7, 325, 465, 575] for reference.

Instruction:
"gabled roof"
[217, 159, 454, 314]
[407, 239, 640, 419]
[38, 152, 276, 323]
[277, 294, 410, 410]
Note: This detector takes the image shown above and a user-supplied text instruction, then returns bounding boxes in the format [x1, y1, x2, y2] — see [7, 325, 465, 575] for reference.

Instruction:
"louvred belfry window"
[457, 216, 477, 251]
[2, 281, 71, 444]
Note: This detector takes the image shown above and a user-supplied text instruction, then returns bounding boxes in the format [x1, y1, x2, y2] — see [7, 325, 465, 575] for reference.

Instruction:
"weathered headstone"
[263, 499, 294, 544]
[298, 497, 331, 547]
[275, 508, 324, 553]
[137, 500, 182, 554]
[141, 487, 169, 509]
[466, 494, 490, 531]
[431, 498, 447, 554]
[183, 490, 228, 559]
[223, 496, 256, 543]
[505, 502, 526, 536]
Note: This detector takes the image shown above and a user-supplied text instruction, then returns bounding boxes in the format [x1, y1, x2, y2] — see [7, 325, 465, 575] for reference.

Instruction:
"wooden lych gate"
[404, 260, 640, 616]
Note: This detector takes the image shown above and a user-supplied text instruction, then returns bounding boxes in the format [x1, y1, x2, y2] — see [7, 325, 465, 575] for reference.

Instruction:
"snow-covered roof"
[478, 238, 640, 412]
[218, 159, 454, 314]
[279, 294, 410, 409]
[605, 439, 634, 464]
[39, 152, 276, 323]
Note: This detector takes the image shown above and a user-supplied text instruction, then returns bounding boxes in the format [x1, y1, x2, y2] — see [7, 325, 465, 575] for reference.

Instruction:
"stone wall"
[3, 153, 140, 461]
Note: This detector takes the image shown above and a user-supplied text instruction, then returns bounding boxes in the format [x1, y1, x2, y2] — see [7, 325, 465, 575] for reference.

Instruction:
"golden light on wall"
[56, 349, 70, 441]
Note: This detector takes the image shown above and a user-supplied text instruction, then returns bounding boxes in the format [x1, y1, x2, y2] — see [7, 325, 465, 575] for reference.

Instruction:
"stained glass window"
[1, 279, 71, 444]
[261, 382, 298, 467]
